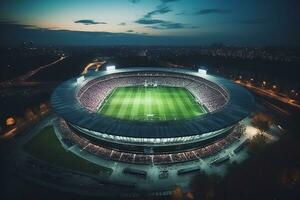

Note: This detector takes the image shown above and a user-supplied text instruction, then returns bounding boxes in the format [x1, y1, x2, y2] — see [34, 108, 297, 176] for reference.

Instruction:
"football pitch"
[98, 86, 207, 121]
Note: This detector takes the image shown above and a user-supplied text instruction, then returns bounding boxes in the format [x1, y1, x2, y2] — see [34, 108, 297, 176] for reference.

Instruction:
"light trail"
[0, 56, 66, 88]
[261, 100, 291, 116]
[236, 81, 300, 109]
[17, 56, 66, 82]
[1, 128, 17, 139]
[82, 61, 106, 74]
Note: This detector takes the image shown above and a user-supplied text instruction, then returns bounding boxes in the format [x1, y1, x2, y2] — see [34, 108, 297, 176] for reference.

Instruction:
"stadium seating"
[77, 72, 228, 112]
[57, 119, 245, 165]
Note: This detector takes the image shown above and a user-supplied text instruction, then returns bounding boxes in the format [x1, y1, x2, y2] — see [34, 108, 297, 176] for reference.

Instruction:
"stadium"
[51, 67, 256, 166]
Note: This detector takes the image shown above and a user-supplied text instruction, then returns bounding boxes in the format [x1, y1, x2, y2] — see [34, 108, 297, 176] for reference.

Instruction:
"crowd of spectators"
[77, 72, 228, 112]
[57, 119, 245, 165]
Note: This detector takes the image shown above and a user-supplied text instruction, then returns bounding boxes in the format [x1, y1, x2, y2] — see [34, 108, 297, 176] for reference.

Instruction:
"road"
[236, 80, 300, 109]
[1, 110, 51, 140]
[0, 56, 66, 88]
[17, 56, 66, 82]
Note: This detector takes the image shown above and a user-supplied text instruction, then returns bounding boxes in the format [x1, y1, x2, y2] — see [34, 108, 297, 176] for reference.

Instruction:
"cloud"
[74, 19, 106, 25]
[195, 9, 230, 15]
[144, 6, 172, 18]
[135, 19, 165, 25]
[128, 0, 141, 3]
[119, 22, 126, 26]
[160, 0, 180, 3]
[136, 0, 178, 29]
[148, 22, 185, 29]
[0, 21, 152, 46]
[176, 11, 186, 16]
[129, 0, 180, 5]
[134, 0, 183, 30]
[126, 29, 148, 34]
[0, 20, 43, 31]
[149, 22, 198, 30]
[135, 18, 196, 30]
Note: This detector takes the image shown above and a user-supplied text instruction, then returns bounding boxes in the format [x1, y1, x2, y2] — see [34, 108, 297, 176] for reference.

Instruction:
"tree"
[248, 133, 267, 154]
[251, 112, 273, 133]
[172, 185, 183, 200]
[190, 172, 221, 200]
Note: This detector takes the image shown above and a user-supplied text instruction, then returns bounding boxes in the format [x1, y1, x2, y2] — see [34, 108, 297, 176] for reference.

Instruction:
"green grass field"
[24, 126, 112, 175]
[98, 86, 206, 121]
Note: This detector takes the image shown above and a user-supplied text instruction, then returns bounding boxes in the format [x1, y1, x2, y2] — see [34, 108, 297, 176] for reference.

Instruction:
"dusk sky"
[0, 0, 299, 46]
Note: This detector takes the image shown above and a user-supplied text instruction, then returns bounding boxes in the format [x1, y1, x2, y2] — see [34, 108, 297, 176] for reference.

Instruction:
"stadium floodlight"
[106, 65, 116, 71]
[77, 76, 85, 84]
[198, 69, 207, 75]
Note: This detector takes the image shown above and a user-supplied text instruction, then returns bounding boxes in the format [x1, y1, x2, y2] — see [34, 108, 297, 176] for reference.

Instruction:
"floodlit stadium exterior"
[51, 67, 255, 153]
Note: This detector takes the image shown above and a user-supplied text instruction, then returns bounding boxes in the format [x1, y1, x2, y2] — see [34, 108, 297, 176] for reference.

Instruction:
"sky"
[0, 0, 299, 46]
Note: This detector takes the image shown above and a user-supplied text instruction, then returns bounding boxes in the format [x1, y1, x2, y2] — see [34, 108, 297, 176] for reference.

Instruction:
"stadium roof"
[51, 67, 256, 138]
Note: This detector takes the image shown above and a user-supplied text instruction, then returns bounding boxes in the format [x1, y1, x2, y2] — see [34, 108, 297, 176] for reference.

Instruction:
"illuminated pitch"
[98, 86, 207, 122]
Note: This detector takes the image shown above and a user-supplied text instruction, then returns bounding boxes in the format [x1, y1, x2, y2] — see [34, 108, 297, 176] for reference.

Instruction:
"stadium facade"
[51, 67, 255, 164]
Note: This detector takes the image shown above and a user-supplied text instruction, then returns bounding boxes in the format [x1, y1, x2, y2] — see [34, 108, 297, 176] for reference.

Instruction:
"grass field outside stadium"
[98, 86, 207, 122]
[24, 126, 112, 175]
